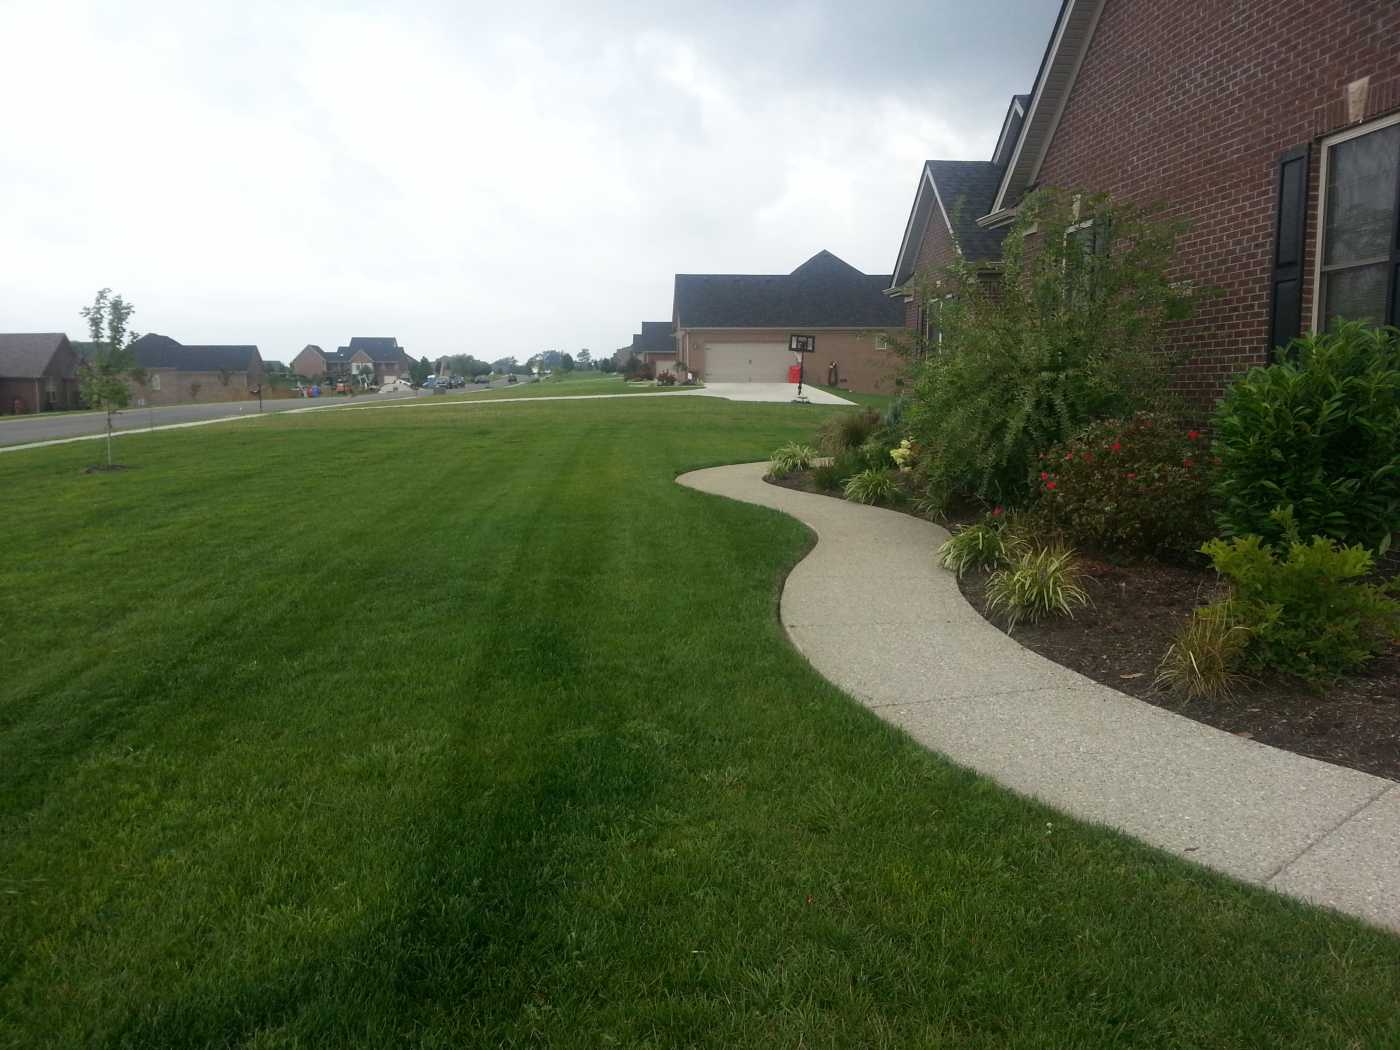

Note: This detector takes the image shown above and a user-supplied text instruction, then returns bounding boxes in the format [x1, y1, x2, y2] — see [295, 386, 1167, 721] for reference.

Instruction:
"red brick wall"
[903, 205, 962, 328]
[1035, 0, 1400, 402]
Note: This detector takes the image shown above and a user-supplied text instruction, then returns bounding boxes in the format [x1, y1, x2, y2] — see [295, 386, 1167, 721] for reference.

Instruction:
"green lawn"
[457, 372, 695, 399]
[812, 383, 897, 412]
[2, 396, 1398, 1048]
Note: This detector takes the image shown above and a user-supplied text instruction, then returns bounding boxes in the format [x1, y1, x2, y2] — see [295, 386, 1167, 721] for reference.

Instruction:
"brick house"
[291, 338, 412, 384]
[124, 334, 264, 404]
[674, 250, 904, 392]
[886, 95, 1028, 340]
[911, 0, 1400, 402]
[0, 333, 82, 414]
[628, 322, 679, 375]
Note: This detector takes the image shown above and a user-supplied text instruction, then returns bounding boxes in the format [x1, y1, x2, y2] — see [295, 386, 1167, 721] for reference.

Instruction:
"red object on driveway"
[787, 364, 802, 384]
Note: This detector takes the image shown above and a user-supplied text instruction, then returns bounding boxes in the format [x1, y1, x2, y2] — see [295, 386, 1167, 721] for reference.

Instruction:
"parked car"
[473, 374, 490, 384]
[379, 379, 412, 393]
[507, 374, 518, 384]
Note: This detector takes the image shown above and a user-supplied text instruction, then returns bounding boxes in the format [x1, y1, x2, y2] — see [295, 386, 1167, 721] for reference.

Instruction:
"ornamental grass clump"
[1154, 605, 1252, 701]
[768, 442, 819, 478]
[812, 452, 860, 492]
[984, 545, 1090, 629]
[937, 516, 1025, 576]
[818, 407, 881, 456]
[1034, 413, 1216, 556]
[843, 467, 902, 505]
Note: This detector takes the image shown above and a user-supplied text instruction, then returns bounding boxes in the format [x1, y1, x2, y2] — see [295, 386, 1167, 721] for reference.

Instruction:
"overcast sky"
[0, 1, 1054, 363]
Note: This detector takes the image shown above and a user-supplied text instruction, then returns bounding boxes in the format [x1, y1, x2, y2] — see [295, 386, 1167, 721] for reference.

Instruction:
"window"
[875, 334, 891, 351]
[1317, 116, 1400, 328]
[151, 373, 161, 391]
[922, 298, 942, 350]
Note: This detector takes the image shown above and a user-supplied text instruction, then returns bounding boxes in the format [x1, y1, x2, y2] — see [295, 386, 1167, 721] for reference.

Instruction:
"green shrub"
[1035, 412, 1215, 556]
[1201, 510, 1400, 681]
[1213, 321, 1400, 554]
[818, 407, 881, 456]
[768, 442, 819, 478]
[984, 546, 1090, 629]
[937, 518, 1026, 577]
[843, 468, 902, 505]
[1154, 605, 1252, 701]
[903, 188, 1205, 511]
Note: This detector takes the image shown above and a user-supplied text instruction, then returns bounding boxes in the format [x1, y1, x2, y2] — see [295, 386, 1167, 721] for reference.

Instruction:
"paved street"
[0, 378, 528, 448]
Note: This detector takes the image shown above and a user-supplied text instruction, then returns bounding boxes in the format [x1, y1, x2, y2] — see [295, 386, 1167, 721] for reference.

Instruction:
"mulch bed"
[767, 470, 1400, 783]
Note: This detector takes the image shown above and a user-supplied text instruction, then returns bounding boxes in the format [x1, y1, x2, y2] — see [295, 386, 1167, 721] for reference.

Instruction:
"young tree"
[410, 356, 432, 386]
[577, 348, 592, 368]
[77, 288, 140, 467]
[559, 352, 575, 372]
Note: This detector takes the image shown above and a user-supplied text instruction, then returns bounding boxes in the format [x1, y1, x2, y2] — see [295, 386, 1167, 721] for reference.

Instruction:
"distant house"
[628, 322, 678, 375]
[124, 334, 264, 404]
[673, 250, 905, 391]
[292, 337, 412, 384]
[290, 344, 337, 379]
[0, 333, 81, 414]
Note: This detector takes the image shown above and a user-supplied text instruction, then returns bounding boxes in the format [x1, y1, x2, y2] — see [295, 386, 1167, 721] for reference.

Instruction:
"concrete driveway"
[697, 382, 854, 405]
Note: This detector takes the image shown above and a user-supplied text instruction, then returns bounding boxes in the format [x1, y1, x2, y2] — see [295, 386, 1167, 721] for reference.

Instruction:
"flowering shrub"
[1033, 413, 1216, 556]
[889, 438, 914, 471]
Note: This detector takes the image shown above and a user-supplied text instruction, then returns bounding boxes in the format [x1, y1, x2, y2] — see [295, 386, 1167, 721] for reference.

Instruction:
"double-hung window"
[1317, 116, 1400, 328]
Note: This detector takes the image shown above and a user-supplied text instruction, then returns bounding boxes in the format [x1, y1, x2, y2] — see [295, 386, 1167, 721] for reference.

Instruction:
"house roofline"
[987, 0, 1106, 217]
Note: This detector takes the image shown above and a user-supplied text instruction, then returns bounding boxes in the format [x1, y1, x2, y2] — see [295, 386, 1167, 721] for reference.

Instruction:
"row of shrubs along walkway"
[677, 461, 1400, 934]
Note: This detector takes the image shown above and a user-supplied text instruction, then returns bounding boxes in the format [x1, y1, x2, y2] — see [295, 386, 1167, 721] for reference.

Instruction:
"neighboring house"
[673, 250, 905, 391]
[629, 322, 678, 375]
[290, 339, 410, 383]
[125, 334, 264, 404]
[887, 95, 1028, 339]
[0, 333, 81, 414]
[290, 344, 339, 379]
[338, 337, 412, 384]
[948, 0, 1400, 401]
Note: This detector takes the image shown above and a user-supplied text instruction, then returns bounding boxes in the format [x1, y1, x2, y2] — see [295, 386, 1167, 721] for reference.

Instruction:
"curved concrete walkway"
[678, 461, 1400, 934]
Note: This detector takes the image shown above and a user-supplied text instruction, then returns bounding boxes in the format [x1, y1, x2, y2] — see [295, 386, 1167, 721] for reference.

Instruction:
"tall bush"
[1212, 322, 1400, 553]
[903, 189, 1203, 510]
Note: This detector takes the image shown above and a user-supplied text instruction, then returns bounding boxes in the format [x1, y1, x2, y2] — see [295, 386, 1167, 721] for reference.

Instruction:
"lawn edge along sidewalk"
[677, 460, 1400, 935]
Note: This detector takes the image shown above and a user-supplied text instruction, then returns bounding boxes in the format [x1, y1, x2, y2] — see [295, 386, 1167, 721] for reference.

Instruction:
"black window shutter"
[1268, 144, 1311, 355]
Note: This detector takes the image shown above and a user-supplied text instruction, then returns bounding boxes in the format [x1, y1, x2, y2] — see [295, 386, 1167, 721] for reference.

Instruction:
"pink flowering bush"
[1033, 413, 1217, 556]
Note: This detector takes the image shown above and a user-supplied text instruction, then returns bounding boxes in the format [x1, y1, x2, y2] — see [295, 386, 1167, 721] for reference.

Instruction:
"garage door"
[703, 343, 791, 383]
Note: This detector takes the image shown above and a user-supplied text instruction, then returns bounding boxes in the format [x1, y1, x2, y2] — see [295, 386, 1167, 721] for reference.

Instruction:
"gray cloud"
[0, 0, 1055, 361]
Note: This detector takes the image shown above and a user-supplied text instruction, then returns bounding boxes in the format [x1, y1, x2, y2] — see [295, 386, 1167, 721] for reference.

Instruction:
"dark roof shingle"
[129, 334, 261, 372]
[0, 333, 72, 378]
[675, 251, 903, 329]
[924, 160, 1010, 263]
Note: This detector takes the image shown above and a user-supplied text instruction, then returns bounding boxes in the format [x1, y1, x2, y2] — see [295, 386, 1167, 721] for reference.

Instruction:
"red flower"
[1081, 452, 1094, 462]
[991, 506, 1005, 517]
[1040, 471, 1049, 481]
[1187, 430, 1200, 441]
[1182, 458, 1194, 469]
[1045, 481, 1058, 491]
[1125, 472, 1137, 480]
[1064, 453, 1073, 461]
[1111, 442, 1122, 453]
